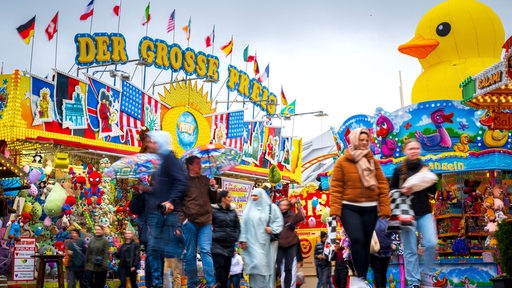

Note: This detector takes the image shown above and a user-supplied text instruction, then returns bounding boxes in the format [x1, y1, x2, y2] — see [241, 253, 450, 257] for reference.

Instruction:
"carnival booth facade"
[0, 58, 303, 285]
[330, 96, 512, 287]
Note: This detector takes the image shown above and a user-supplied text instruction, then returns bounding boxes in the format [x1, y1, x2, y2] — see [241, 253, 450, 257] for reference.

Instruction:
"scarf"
[349, 146, 378, 190]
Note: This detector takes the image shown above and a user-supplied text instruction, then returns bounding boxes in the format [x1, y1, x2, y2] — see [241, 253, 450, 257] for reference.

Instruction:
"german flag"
[16, 16, 36, 45]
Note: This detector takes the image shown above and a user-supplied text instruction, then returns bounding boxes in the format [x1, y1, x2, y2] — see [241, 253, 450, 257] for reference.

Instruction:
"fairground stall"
[0, 31, 303, 288]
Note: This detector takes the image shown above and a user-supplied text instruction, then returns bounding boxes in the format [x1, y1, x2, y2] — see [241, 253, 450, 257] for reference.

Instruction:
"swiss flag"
[45, 12, 58, 41]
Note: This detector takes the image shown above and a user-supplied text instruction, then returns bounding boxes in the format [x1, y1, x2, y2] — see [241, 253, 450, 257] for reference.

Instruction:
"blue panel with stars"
[227, 110, 245, 139]
[120, 81, 143, 121]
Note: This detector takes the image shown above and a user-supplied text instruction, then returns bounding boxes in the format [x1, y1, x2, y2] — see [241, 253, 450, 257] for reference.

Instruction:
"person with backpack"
[65, 228, 86, 288]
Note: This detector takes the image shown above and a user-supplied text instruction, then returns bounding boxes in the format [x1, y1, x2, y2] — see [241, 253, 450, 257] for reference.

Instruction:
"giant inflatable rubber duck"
[399, 0, 504, 103]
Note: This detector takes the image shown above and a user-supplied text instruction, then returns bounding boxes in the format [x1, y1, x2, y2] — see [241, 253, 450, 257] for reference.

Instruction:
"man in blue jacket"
[140, 131, 188, 288]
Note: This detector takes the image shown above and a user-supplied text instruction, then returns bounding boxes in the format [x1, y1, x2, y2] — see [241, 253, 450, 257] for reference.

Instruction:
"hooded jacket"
[211, 203, 240, 256]
[144, 131, 188, 212]
[329, 148, 391, 218]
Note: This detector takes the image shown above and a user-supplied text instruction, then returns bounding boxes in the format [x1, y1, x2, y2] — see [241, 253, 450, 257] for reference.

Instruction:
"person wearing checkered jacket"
[329, 128, 391, 288]
[389, 139, 437, 288]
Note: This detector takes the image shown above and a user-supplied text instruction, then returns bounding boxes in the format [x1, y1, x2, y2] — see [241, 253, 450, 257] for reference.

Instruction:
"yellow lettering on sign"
[183, 49, 196, 74]
[178, 122, 196, 134]
[227, 66, 239, 91]
[155, 41, 170, 68]
[110, 35, 127, 62]
[95, 35, 111, 63]
[139, 38, 155, 64]
[427, 161, 464, 171]
[75, 33, 128, 66]
[196, 53, 207, 77]
[238, 71, 250, 97]
[169, 44, 183, 71]
[75, 35, 95, 65]
[477, 70, 502, 89]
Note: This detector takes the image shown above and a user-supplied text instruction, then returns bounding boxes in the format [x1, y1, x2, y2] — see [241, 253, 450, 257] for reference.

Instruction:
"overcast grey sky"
[1, 0, 512, 141]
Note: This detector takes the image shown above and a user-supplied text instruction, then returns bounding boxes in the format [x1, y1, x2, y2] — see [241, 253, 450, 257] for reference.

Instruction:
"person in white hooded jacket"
[239, 188, 283, 288]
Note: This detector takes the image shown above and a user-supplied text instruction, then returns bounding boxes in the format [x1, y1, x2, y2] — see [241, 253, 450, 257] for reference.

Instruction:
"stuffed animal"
[84, 171, 103, 205]
[43, 182, 68, 217]
[8, 218, 22, 241]
[463, 180, 481, 214]
[61, 195, 76, 216]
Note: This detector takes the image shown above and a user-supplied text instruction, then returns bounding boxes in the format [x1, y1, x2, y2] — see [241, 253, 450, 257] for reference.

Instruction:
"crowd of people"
[62, 128, 437, 288]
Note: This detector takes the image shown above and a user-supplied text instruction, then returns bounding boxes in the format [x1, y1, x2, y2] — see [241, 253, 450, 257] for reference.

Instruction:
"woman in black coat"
[211, 190, 241, 288]
[116, 230, 141, 288]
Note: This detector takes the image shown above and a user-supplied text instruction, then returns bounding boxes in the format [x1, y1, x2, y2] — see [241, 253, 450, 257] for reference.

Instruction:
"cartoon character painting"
[375, 114, 397, 158]
[415, 107, 454, 150]
[99, 90, 113, 134]
[38, 88, 51, 120]
[479, 110, 508, 147]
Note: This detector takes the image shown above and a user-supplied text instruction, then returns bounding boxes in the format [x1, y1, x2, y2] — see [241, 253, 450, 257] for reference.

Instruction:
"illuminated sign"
[176, 111, 198, 150]
[493, 112, 512, 130]
[226, 65, 278, 115]
[74, 33, 128, 66]
[74, 32, 278, 115]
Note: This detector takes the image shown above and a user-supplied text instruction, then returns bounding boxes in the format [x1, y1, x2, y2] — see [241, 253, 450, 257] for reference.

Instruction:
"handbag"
[267, 204, 281, 242]
[370, 231, 380, 254]
[129, 192, 145, 215]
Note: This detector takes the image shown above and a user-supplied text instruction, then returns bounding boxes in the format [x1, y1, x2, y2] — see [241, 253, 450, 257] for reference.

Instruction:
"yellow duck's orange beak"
[398, 34, 439, 59]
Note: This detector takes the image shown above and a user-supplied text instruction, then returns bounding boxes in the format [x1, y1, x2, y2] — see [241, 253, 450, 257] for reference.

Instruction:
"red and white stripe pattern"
[167, 10, 175, 33]
[119, 81, 160, 147]
[210, 112, 244, 152]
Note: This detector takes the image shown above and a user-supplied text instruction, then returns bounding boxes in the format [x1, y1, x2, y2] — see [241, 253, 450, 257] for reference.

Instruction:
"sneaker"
[349, 276, 370, 288]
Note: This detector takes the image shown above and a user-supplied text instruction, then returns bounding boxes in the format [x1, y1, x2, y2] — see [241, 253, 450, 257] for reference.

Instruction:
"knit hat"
[320, 231, 328, 239]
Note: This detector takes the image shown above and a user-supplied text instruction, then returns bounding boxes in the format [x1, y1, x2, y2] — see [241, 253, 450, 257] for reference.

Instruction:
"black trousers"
[370, 255, 390, 288]
[213, 253, 232, 288]
[340, 204, 377, 279]
[118, 265, 138, 288]
[334, 260, 349, 288]
[85, 270, 107, 288]
[276, 244, 297, 288]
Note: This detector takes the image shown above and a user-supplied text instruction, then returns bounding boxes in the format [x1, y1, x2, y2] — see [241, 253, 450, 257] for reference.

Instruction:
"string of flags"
[12, 1, 295, 111]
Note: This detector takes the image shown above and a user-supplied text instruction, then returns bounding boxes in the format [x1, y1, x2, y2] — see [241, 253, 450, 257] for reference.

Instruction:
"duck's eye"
[436, 22, 451, 37]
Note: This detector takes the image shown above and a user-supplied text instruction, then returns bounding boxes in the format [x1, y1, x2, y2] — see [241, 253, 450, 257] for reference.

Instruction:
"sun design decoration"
[159, 80, 216, 115]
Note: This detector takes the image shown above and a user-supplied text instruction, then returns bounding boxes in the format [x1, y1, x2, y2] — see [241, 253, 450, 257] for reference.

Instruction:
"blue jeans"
[183, 221, 215, 287]
[146, 211, 184, 287]
[400, 213, 437, 286]
[228, 273, 242, 288]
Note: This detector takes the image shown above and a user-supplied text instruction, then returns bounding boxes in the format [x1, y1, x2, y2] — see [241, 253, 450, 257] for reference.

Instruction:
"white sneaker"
[349, 276, 371, 288]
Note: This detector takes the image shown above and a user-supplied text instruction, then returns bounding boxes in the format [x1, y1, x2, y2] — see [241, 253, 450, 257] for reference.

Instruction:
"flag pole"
[143, 20, 149, 90]
[209, 25, 215, 100]
[54, 11, 59, 70]
[113, 1, 122, 87]
[29, 25, 36, 73]
[227, 35, 233, 111]
[117, 0, 122, 33]
[171, 11, 176, 82]
[89, 9, 94, 34]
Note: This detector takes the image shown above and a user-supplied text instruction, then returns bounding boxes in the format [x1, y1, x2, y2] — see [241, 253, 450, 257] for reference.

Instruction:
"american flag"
[210, 110, 245, 151]
[167, 10, 175, 33]
[120, 81, 160, 147]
